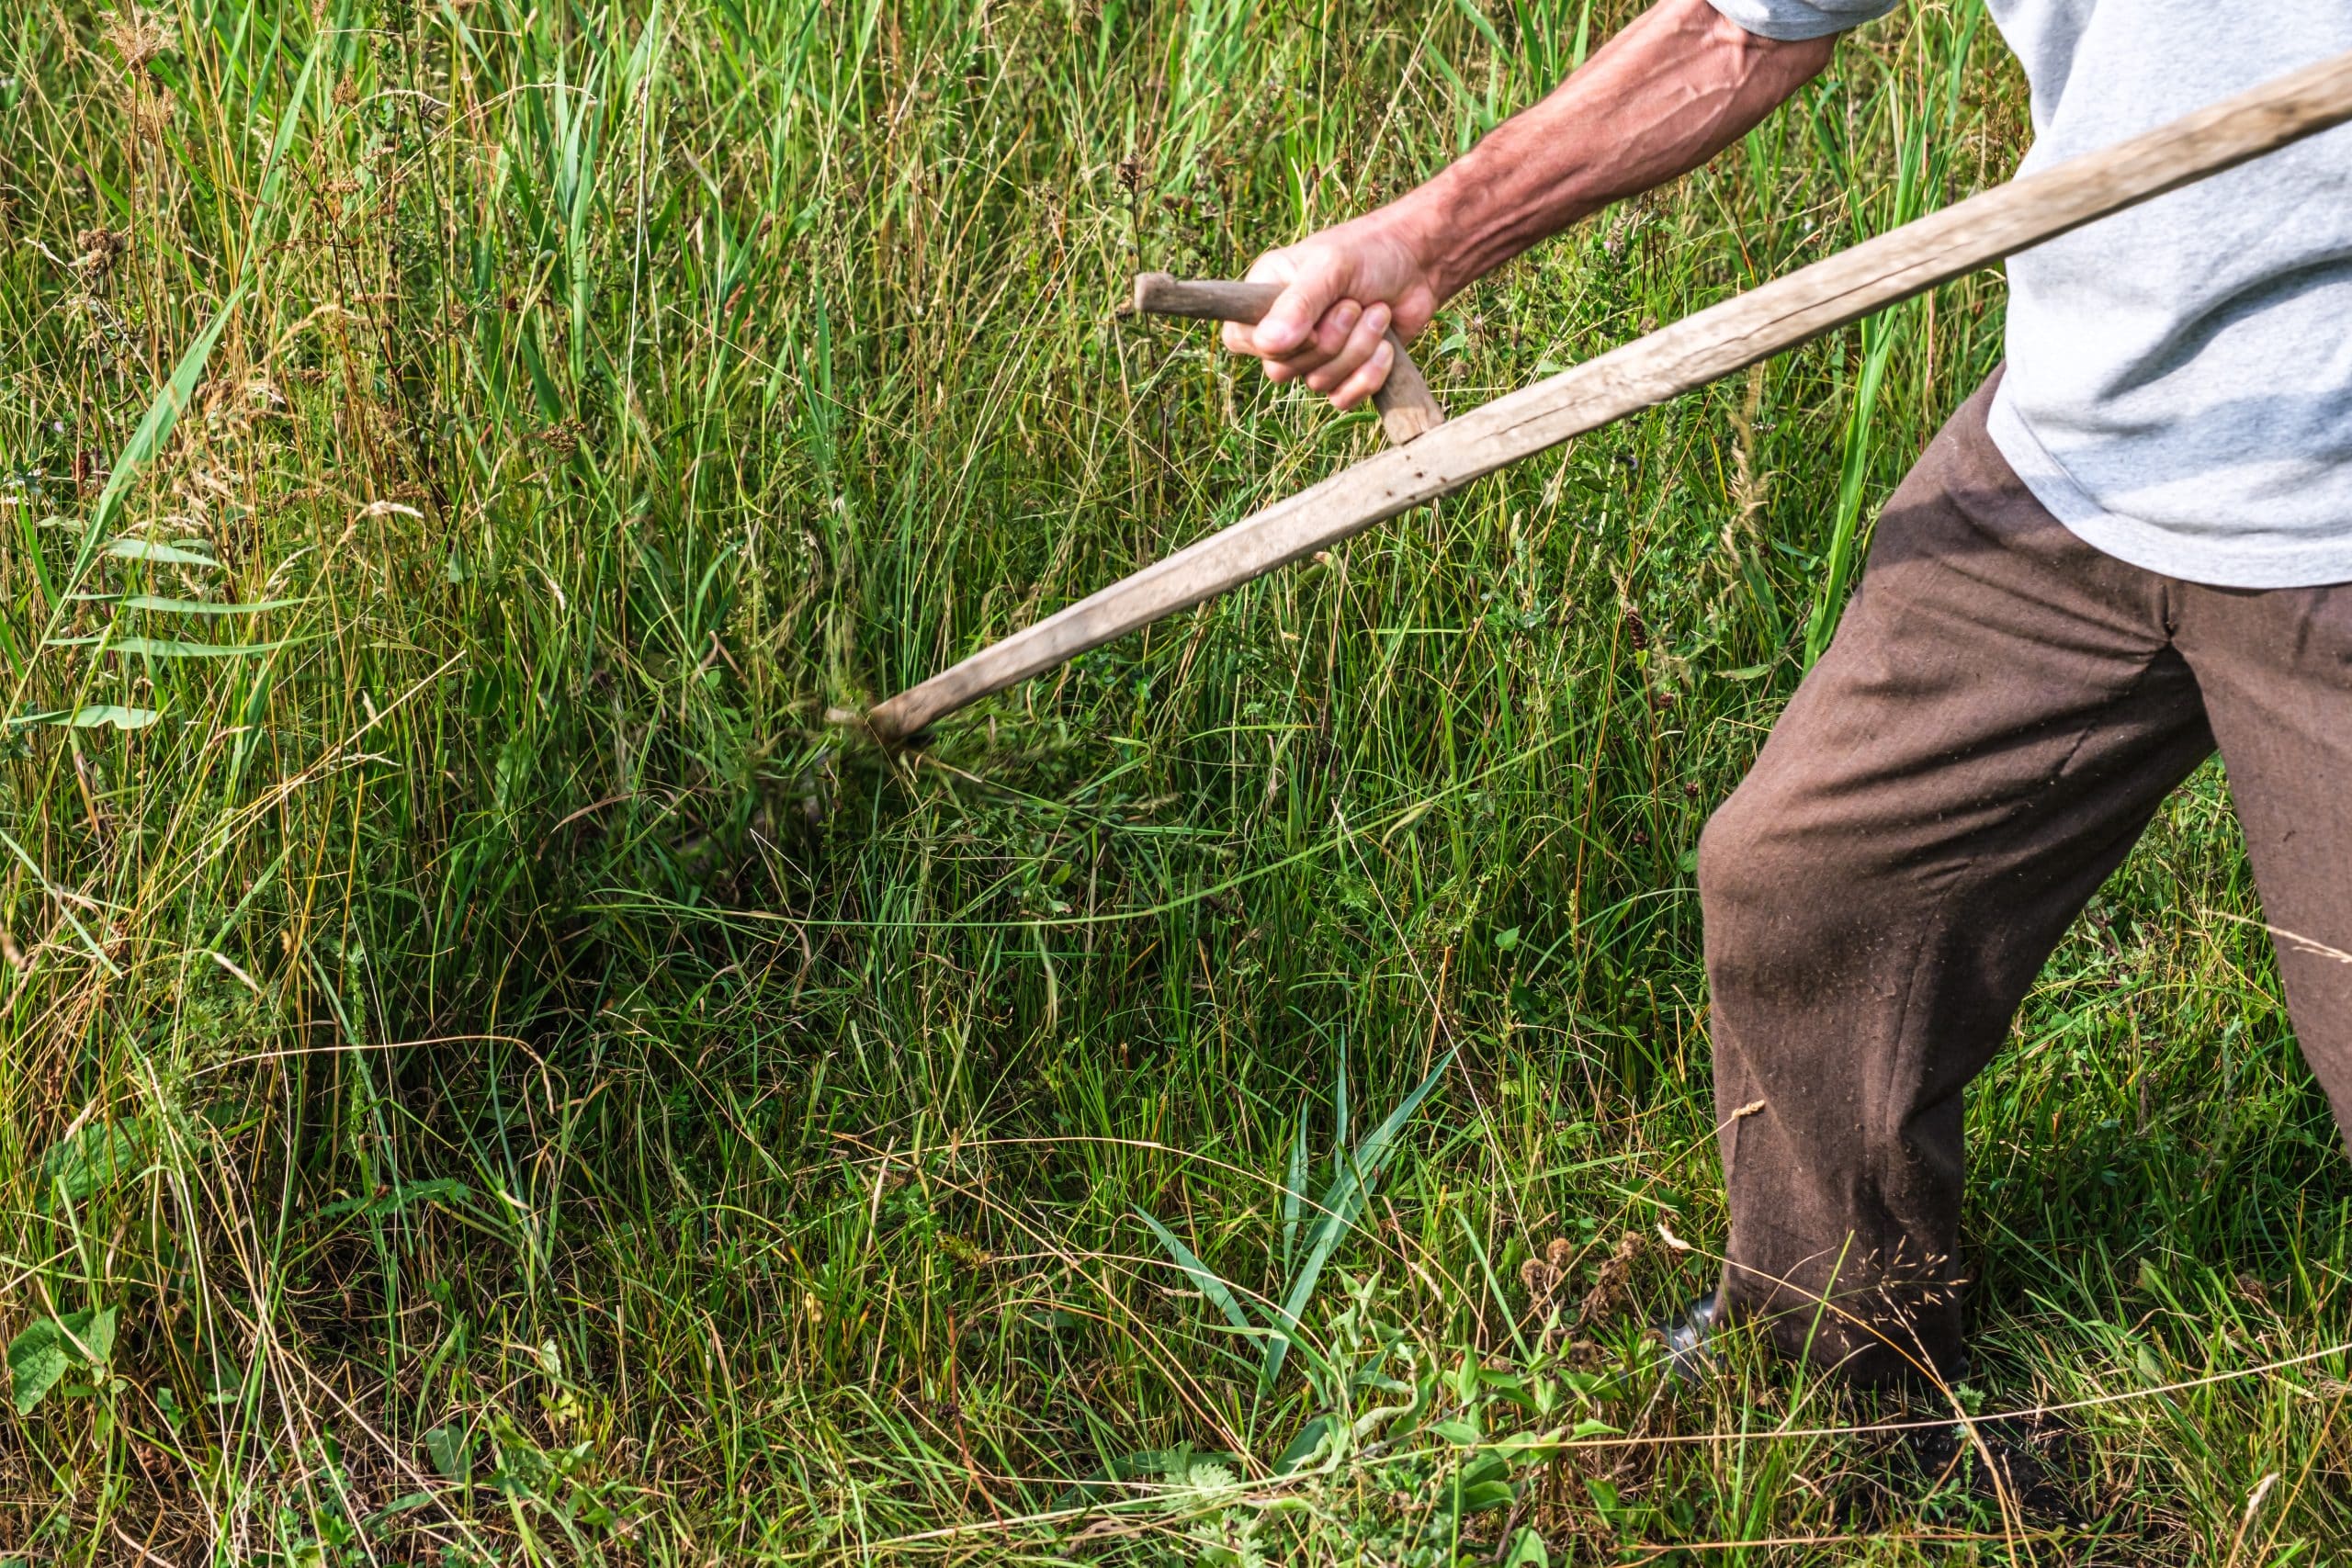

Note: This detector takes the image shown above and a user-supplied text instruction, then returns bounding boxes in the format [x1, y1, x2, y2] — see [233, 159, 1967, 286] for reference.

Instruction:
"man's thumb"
[1255, 266, 1340, 355]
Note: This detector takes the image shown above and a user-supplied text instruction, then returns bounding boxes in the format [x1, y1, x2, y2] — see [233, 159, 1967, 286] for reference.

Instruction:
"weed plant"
[2, 0, 2347, 1562]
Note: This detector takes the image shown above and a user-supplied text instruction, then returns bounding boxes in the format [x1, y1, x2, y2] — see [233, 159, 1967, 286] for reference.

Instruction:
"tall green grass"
[2, 0, 2346, 1561]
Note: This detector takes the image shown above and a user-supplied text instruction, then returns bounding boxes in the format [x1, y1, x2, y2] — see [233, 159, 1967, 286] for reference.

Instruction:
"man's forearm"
[1225, 0, 1837, 408]
[1394, 0, 1834, 299]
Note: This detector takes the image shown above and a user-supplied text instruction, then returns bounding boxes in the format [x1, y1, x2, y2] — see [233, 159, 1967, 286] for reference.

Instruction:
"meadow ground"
[3, 0, 2349, 1562]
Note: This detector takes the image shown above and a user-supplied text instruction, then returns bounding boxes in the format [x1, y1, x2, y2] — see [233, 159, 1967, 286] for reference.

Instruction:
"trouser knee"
[1696, 785, 1868, 973]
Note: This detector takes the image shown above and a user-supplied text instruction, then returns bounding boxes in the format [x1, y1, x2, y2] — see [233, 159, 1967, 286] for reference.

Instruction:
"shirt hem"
[1984, 384, 2352, 591]
[1701, 0, 1870, 42]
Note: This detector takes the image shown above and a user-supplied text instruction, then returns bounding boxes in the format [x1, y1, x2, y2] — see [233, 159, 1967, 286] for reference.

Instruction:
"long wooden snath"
[857, 51, 2352, 744]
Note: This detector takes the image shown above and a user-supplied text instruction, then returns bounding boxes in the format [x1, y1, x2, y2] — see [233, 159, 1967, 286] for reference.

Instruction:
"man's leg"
[1697, 375, 2214, 1383]
[2177, 585, 2352, 1147]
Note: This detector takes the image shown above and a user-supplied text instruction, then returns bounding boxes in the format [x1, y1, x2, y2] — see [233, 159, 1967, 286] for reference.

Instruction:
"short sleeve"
[1704, 0, 1899, 40]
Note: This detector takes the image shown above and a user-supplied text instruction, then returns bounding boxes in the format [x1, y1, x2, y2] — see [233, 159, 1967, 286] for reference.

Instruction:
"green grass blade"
[48, 636, 295, 658]
[63, 287, 246, 591]
[1280, 1111, 1309, 1280]
[99, 539, 220, 567]
[109, 595, 306, 615]
[1267, 1053, 1453, 1388]
[1135, 1206, 1255, 1334]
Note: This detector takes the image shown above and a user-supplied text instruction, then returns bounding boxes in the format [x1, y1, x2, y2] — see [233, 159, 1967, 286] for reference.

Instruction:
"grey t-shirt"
[1704, 0, 2352, 588]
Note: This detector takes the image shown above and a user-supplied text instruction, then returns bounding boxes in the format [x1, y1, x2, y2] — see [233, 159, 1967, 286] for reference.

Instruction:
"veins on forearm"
[1395, 0, 1836, 300]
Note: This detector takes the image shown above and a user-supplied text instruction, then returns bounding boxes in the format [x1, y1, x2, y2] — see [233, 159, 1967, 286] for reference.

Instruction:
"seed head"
[103, 8, 170, 72]
[1574, 1229, 1645, 1328]
[130, 92, 175, 142]
[73, 226, 125, 279]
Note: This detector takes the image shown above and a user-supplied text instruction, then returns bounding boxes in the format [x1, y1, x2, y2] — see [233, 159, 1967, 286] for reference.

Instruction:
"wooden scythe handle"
[1131, 273, 1448, 446]
[858, 50, 2352, 745]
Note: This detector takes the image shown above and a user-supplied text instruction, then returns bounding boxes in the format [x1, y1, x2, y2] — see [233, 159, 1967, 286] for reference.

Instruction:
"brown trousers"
[1700, 373, 2352, 1383]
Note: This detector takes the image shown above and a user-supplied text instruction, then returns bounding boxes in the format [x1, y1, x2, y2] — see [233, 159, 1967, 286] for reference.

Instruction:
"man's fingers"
[1328, 336, 1396, 412]
[1305, 303, 1390, 396]
[1253, 272, 1340, 356]
[1308, 300, 1363, 359]
[1215, 246, 1400, 409]
[1260, 300, 1364, 383]
[1268, 301, 1362, 382]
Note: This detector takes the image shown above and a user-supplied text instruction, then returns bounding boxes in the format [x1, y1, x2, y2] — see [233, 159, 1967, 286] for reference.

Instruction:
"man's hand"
[1218, 0, 1836, 412]
[1219, 211, 1442, 412]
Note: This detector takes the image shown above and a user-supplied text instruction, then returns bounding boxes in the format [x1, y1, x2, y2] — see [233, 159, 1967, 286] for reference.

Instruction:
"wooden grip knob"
[1130, 272, 1446, 445]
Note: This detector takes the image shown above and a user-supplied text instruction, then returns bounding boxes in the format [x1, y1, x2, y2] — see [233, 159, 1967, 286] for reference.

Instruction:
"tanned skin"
[1221, 0, 1836, 408]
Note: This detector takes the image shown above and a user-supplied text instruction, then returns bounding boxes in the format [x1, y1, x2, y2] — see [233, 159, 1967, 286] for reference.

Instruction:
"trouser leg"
[1698, 375, 2213, 1383]
[2177, 586, 2352, 1148]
